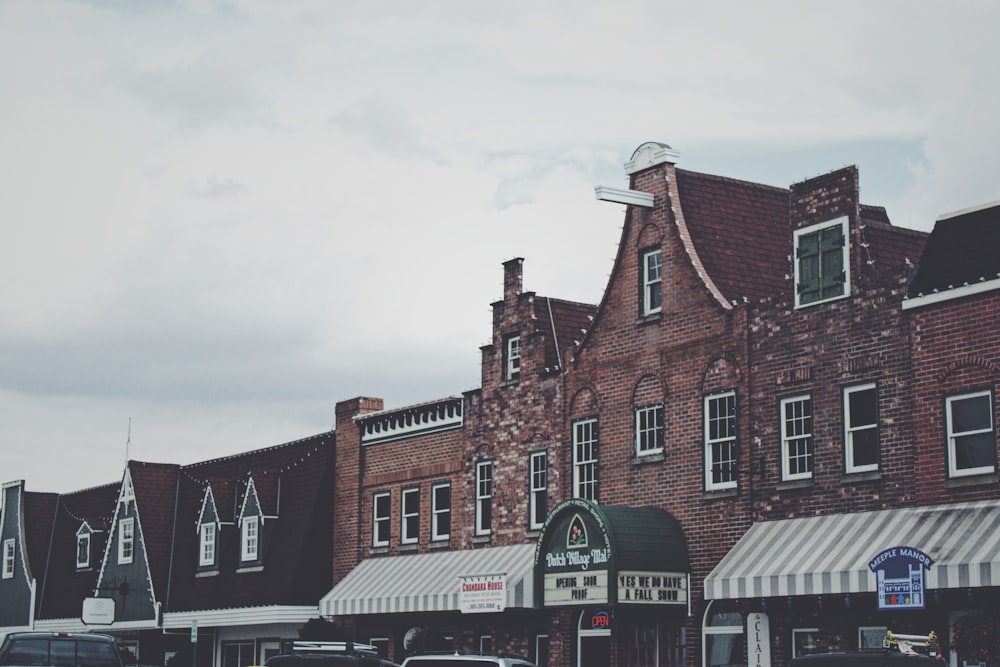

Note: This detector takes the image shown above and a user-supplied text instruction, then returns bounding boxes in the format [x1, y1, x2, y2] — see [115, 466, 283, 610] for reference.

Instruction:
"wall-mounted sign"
[869, 545, 933, 610]
[539, 504, 612, 607]
[459, 573, 507, 613]
[748, 612, 771, 667]
[81, 597, 115, 625]
[616, 571, 688, 605]
[589, 609, 612, 631]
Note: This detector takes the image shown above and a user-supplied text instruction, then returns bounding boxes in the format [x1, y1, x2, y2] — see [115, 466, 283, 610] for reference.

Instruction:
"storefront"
[702, 500, 1000, 667]
[534, 499, 691, 667]
[319, 543, 548, 663]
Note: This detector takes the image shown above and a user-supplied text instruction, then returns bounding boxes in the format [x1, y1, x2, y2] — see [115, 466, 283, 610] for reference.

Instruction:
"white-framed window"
[241, 515, 258, 561]
[705, 391, 737, 490]
[118, 518, 134, 565]
[505, 334, 521, 381]
[702, 603, 744, 667]
[76, 525, 91, 569]
[573, 418, 599, 501]
[781, 394, 813, 481]
[845, 383, 879, 473]
[946, 390, 996, 477]
[793, 628, 821, 657]
[373, 491, 391, 547]
[199, 522, 217, 566]
[431, 483, 451, 541]
[642, 248, 663, 316]
[2, 538, 14, 579]
[859, 626, 887, 649]
[401, 487, 420, 544]
[529, 451, 548, 530]
[475, 461, 493, 536]
[794, 216, 849, 307]
[635, 404, 665, 456]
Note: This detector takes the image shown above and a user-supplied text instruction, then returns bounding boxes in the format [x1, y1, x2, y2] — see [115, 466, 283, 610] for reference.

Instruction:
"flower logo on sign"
[567, 514, 588, 549]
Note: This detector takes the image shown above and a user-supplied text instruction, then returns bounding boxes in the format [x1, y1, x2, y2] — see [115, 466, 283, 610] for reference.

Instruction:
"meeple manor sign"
[536, 498, 689, 608]
[869, 545, 933, 610]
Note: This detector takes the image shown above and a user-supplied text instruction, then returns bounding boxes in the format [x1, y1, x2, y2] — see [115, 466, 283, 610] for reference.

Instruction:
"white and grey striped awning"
[320, 543, 536, 617]
[704, 499, 1000, 600]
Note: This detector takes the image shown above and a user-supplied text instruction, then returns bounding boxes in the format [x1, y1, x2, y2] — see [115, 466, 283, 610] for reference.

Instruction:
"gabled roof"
[906, 201, 1000, 299]
[166, 432, 335, 612]
[37, 482, 119, 620]
[124, 461, 180, 602]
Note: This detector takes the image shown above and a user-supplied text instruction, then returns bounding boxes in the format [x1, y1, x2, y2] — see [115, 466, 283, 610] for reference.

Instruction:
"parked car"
[264, 641, 398, 667]
[789, 650, 947, 667]
[0, 632, 127, 667]
[400, 652, 537, 667]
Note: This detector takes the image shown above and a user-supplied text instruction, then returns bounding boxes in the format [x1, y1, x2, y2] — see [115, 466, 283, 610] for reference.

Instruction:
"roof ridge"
[675, 167, 789, 194]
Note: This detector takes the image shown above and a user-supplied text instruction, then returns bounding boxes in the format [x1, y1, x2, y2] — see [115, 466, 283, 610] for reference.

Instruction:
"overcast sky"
[2, 1, 998, 494]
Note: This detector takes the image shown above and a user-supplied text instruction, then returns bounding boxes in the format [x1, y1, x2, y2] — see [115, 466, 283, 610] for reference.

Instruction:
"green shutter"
[797, 231, 820, 303]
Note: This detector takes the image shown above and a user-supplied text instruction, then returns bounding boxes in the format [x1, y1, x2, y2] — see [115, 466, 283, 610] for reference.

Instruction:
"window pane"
[955, 433, 995, 469]
[848, 388, 877, 427]
[851, 429, 879, 467]
[952, 395, 991, 432]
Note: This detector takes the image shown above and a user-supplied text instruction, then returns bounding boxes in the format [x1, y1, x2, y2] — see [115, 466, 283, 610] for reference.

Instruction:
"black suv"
[789, 650, 947, 667]
[0, 632, 126, 667]
[265, 642, 398, 667]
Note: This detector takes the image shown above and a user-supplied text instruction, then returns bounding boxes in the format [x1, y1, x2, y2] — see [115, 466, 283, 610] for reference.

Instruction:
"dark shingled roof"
[907, 202, 1000, 297]
[675, 168, 789, 304]
[534, 296, 597, 371]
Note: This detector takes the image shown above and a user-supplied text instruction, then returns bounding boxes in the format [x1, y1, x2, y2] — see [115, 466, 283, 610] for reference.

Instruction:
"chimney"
[503, 257, 524, 304]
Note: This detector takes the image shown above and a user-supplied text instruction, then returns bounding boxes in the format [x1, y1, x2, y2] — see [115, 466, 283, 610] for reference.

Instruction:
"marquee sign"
[869, 545, 933, 610]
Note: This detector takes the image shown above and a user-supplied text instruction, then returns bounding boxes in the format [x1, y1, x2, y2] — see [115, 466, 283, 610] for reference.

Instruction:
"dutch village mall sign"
[536, 498, 689, 607]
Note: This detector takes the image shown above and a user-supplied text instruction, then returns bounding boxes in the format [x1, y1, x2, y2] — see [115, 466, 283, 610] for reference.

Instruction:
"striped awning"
[320, 543, 536, 617]
[704, 500, 1000, 600]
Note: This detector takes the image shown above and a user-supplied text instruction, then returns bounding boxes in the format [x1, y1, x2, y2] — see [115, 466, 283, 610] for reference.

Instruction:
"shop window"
[705, 391, 737, 490]
[859, 627, 887, 649]
[781, 394, 813, 481]
[573, 418, 599, 501]
[946, 390, 996, 477]
[702, 605, 743, 667]
[222, 641, 255, 667]
[373, 491, 390, 547]
[625, 621, 657, 667]
[529, 451, 548, 530]
[845, 384, 879, 473]
[793, 628, 820, 657]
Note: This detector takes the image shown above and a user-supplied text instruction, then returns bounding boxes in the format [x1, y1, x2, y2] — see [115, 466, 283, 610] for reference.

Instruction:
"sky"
[2, 0, 999, 494]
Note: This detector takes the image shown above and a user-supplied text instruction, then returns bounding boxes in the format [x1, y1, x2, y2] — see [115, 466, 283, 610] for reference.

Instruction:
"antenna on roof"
[125, 417, 131, 463]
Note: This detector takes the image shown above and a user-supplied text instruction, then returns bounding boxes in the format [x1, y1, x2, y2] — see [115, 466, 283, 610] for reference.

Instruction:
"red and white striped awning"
[704, 500, 1000, 600]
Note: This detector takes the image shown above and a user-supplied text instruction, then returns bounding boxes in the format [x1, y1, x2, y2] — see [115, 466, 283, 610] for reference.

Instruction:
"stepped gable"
[167, 432, 334, 611]
[674, 168, 790, 303]
[37, 482, 119, 620]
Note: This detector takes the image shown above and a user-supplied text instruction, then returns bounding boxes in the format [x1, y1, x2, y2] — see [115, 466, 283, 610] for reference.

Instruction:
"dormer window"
[200, 523, 217, 567]
[118, 518, 134, 565]
[76, 524, 93, 569]
[3, 538, 14, 579]
[794, 216, 848, 307]
[641, 249, 662, 316]
[241, 516, 259, 562]
[504, 335, 521, 381]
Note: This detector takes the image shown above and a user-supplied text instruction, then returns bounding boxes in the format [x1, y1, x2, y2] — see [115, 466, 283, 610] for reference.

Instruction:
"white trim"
[430, 483, 451, 541]
[780, 394, 814, 481]
[634, 404, 665, 456]
[903, 277, 1000, 309]
[118, 518, 135, 565]
[400, 487, 420, 545]
[3, 538, 15, 579]
[704, 391, 738, 491]
[241, 516, 259, 561]
[594, 186, 655, 208]
[844, 383, 879, 474]
[163, 605, 318, 627]
[641, 249, 663, 317]
[372, 491, 390, 547]
[946, 390, 996, 478]
[475, 461, 493, 536]
[937, 199, 1000, 220]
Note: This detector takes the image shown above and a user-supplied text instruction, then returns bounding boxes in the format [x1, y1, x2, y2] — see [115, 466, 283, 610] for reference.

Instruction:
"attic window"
[2, 538, 14, 579]
[794, 217, 849, 307]
[642, 248, 663, 316]
[76, 526, 92, 569]
[241, 516, 259, 562]
[504, 335, 521, 381]
[200, 523, 217, 567]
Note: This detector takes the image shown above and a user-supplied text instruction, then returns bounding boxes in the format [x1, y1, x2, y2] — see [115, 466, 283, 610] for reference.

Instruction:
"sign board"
[82, 597, 115, 625]
[869, 546, 933, 610]
[748, 612, 771, 667]
[543, 569, 609, 604]
[459, 573, 507, 613]
[539, 503, 612, 607]
[616, 571, 688, 604]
